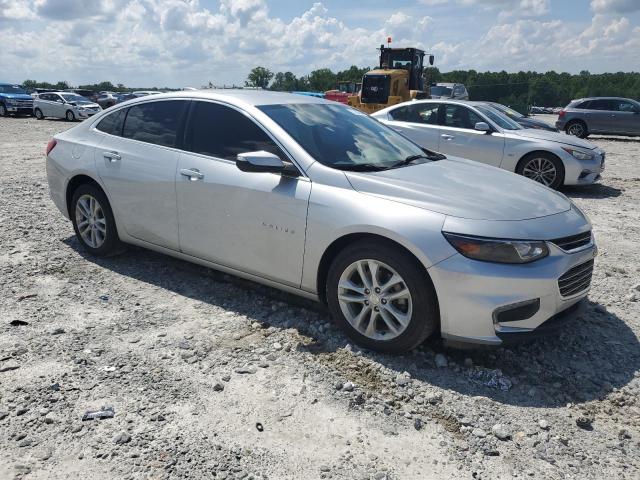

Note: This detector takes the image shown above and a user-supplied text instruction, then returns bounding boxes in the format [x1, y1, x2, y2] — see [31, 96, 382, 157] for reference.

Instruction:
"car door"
[95, 99, 188, 251]
[383, 103, 441, 152]
[176, 100, 311, 287]
[437, 104, 504, 167]
[51, 93, 67, 118]
[38, 93, 54, 116]
[610, 99, 640, 135]
[583, 99, 615, 133]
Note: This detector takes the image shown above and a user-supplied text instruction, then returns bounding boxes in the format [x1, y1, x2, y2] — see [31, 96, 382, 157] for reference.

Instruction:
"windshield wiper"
[390, 151, 447, 169]
[332, 163, 390, 172]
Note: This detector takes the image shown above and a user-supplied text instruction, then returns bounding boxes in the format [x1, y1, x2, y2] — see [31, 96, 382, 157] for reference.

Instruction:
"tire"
[71, 184, 122, 256]
[34, 108, 44, 120]
[326, 240, 439, 353]
[516, 152, 565, 189]
[565, 120, 588, 138]
[65, 110, 75, 121]
[0, 103, 7, 117]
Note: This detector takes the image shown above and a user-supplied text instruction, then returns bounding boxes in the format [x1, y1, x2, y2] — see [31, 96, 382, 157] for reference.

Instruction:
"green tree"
[307, 68, 337, 92]
[245, 67, 274, 89]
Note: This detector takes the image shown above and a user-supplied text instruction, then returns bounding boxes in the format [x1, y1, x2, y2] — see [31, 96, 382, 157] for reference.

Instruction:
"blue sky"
[1, 0, 639, 87]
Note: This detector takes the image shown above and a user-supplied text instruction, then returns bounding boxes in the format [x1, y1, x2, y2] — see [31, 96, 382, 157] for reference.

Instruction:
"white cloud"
[591, 0, 640, 14]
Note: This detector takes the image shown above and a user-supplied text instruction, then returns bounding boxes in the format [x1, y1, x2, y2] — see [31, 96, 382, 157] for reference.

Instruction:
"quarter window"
[442, 104, 483, 129]
[389, 103, 440, 124]
[187, 101, 283, 160]
[122, 100, 187, 148]
[96, 108, 127, 136]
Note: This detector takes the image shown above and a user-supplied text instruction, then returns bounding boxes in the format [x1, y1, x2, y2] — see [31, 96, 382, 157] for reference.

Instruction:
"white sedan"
[372, 100, 605, 189]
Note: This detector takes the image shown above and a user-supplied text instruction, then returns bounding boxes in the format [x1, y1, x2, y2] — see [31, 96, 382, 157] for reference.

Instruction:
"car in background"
[67, 89, 98, 102]
[429, 83, 469, 100]
[0, 83, 34, 116]
[372, 99, 605, 189]
[132, 91, 161, 97]
[34, 92, 101, 121]
[556, 97, 640, 138]
[96, 92, 120, 109]
[115, 93, 137, 104]
[45, 90, 597, 351]
[486, 102, 558, 132]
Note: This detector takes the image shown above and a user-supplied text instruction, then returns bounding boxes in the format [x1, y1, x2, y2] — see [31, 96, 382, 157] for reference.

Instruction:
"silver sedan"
[46, 91, 596, 352]
[372, 99, 605, 189]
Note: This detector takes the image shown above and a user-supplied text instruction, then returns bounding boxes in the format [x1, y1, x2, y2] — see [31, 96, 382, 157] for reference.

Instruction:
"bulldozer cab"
[378, 47, 426, 91]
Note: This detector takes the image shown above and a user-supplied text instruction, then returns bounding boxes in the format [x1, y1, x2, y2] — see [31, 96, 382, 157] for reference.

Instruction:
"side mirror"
[236, 151, 299, 176]
[474, 121, 491, 133]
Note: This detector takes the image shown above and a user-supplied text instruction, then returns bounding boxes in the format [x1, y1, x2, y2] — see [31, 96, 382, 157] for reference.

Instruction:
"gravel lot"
[1, 115, 639, 480]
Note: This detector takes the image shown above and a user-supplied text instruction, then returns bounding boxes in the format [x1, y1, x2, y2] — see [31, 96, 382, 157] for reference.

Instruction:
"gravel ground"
[1, 115, 639, 480]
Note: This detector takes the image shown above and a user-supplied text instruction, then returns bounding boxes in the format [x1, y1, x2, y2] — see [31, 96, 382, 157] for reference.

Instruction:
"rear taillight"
[46, 138, 57, 156]
[558, 110, 565, 118]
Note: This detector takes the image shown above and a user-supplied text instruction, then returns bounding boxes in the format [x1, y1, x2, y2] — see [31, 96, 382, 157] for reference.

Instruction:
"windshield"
[475, 105, 523, 130]
[430, 86, 452, 96]
[61, 93, 90, 103]
[0, 84, 27, 94]
[491, 103, 524, 119]
[258, 103, 434, 170]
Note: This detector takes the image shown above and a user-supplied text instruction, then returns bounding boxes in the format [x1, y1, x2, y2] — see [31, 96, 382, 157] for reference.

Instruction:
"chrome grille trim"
[551, 231, 592, 252]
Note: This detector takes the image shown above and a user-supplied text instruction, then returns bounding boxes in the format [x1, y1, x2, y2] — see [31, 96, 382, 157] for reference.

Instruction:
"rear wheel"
[326, 240, 439, 353]
[65, 110, 75, 121]
[34, 108, 44, 120]
[71, 184, 122, 256]
[516, 152, 564, 189]
[565, 120, 588, 138]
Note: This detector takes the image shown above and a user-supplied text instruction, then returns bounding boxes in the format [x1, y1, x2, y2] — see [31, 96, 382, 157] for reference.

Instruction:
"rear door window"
[588, 99, 614, 111]
[186, 101, 284, 160]
[389, 103, 440, 124]
[96, 108, 127, 136]
[122, 100, 187, 148]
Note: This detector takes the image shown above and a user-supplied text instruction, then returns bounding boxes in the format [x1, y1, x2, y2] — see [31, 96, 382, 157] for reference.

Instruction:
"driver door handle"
[441, 134, 455, 140]
[180, 168, 204, 181]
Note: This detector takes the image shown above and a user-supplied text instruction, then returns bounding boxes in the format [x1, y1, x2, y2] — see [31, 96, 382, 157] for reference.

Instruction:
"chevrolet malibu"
[46, 91, 597, 352]
[372, 99, 605, 189]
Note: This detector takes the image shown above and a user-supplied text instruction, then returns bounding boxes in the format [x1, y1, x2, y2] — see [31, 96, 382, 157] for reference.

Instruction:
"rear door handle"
[103, 151, 121, 162]
[441, 134, 455, 140]
[180, 168, 204, 181]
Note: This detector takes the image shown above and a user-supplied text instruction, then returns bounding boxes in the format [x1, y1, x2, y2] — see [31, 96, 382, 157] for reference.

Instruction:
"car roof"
[372, 98, 493, 116]
[115, 89, 331, 107]
[573, 96, 636, 102]
[435, 82, 456, 87]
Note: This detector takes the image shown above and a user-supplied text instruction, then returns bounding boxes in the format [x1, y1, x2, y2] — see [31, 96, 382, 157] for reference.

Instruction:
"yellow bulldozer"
[348, 45, 434, 114]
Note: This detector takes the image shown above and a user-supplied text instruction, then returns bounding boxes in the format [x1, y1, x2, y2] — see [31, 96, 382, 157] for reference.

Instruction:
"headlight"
[6, 98, 16, 105]
[443, 232, 549, 264]
[562, 147, 594, 161]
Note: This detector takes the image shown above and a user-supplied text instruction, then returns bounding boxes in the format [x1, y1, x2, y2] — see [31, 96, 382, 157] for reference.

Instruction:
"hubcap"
[522, 157, 557, 186]
[75, 194, 106, 248]
[337, 259, 412, 341]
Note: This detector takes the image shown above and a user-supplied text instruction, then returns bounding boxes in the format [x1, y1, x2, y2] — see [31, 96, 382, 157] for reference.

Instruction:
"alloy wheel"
[75, 194, 107, 248]
[337, 259, 412, 341]
[66, 110, 74, 121]
[567, 123, 585, 137]
[522, 157, 557, 186]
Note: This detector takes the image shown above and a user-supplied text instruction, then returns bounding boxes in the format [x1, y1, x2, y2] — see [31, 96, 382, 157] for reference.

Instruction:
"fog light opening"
[493, 299, 540, 324]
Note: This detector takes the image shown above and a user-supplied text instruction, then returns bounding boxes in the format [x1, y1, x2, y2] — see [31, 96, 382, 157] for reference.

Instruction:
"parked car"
[556, 97, 640, 138]
[115, 93, 137, 104]
[530, 106, 545, 114]
[46, 91, 596, 352]
[67, 89, 98, 102]
[429, 83, 469, 100]
[372, 99, 604, 189]
[0, 83, 34, 116]
[96, 92, 120, 109]
[486, 102, 558, 132]
[34, 92, 101, 121]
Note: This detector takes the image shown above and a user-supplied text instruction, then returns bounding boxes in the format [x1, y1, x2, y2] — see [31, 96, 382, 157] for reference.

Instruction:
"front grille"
[551, 231, 591, 251]
[15, 100, 33, 107]
[558, 259, 594, 297]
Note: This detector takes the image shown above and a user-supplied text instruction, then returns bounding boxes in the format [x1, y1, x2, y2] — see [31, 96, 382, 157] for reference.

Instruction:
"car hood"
[345, 157, 571, 221]
[519, 117, 556, 130]
[513, 128, 595, 149]
[75, 102, 100, 108]
[1, 93, 33, 100]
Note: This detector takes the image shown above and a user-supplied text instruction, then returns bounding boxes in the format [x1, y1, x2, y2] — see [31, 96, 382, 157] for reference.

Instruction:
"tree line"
[246, 66, 640, 109]
[20, 79, 173, 93]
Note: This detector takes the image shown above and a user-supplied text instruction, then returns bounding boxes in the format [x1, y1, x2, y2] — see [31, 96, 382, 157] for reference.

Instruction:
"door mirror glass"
[236, 151, 297, 176]
[474, 121, 490, 132]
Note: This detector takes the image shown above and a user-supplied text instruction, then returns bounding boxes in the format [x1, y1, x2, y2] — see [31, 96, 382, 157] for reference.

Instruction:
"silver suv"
[556, 97, 640, 138]
[429, 83, 469, 100]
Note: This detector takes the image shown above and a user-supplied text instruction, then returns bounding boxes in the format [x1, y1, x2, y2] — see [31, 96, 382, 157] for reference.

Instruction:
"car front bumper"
[428, 241, 597, 346]
[5, 106, 34, 114]
[558, 148, 605, 186]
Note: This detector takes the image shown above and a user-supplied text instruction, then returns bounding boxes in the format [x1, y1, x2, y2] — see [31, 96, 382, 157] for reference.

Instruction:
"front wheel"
[326, 240, 439, 353]
[65, 110, 76, 121]
[71, 184, 122, 256]
[0, 103, 7, 117]
[517, 152, 564, 189]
